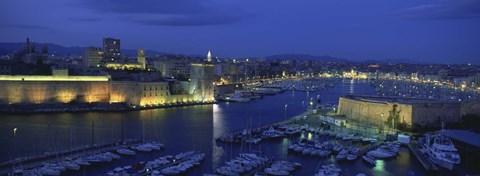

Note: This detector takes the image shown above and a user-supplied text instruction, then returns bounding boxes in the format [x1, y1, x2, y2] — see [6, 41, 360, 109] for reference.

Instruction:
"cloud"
[68, 17, 103, 22]
[394, 0, 480, 20]
[72, 0, 248, 26]
[135, 13, 245, 26]
[76, 0, 206, 15]
[0, 24, 51, 29]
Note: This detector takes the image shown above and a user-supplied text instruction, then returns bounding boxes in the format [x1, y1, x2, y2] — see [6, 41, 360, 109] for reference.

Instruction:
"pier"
[356, 141, 382, 156]
[0, 139, 142, 175]
[407, 141, 438, 171]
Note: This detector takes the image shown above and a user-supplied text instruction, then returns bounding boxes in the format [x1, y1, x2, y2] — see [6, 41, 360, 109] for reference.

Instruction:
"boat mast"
[91, 121, 95, 155]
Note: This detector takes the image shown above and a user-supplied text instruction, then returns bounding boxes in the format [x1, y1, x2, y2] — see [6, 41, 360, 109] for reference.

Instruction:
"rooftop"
[342, 95, 462, 105]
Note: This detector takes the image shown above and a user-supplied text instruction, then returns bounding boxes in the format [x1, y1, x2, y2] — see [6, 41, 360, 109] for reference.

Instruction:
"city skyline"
[1, 0, 480, 64]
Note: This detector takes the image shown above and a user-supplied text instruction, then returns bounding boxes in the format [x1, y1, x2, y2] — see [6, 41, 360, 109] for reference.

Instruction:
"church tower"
[207, 50, 212, 62]
[137, 49, 146, 70]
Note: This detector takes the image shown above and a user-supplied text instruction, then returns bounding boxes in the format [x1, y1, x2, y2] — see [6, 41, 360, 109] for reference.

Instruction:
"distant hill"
[360, 58, 431, 65]
[0, 42, 439, 64]
[265, 54, 352, 63]
[0, 42, 167, 56]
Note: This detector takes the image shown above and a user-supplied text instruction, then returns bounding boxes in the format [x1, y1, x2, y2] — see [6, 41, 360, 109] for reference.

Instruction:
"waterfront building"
[83, 47, 103, 67]
[103, 37, 121, 62]
[0, 62, 215, 108]
[153, 61, 191, 79]
[337, 95, 480, 127]
[16, 38, 49, 65]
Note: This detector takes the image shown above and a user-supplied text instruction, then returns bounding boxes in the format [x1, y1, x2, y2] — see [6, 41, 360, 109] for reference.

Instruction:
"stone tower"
[189, 63, 214, 102]
[137, 49, 146, 70]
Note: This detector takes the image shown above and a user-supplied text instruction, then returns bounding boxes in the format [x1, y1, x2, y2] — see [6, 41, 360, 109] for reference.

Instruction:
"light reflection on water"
[212, 104, 226, 170]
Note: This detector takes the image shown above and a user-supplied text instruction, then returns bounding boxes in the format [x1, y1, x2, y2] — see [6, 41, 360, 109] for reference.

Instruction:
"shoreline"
[0, 101, 216, 114]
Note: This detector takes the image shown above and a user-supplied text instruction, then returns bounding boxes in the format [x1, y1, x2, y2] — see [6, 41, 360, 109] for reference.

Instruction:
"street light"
[380, 113, 385, 134]
[13, 128, 17, 160]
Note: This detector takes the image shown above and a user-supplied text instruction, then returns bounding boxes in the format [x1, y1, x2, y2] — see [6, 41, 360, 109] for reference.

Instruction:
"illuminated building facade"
[0, 68, 215, 107]
[189, 63, 215, 102]
[103, 38, 121, 62]
[83, 47, 103, 67]
[337, 95, 480, 127]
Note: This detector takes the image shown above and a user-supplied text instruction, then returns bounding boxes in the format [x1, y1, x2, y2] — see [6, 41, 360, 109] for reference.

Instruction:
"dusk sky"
[1, 0, 480, 63]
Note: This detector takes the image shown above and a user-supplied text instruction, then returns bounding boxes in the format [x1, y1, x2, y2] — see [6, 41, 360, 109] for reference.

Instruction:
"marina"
[1, 80, 479, 175]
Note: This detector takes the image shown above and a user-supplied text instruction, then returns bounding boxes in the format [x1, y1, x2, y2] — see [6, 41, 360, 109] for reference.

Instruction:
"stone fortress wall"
[337, 96, 473, 127]
[0, 63, 215, 107]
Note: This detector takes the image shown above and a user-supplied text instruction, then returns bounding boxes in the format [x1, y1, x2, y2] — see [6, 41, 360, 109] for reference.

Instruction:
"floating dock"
[0, 139, 142, 175]
[407, 141, 438, 171]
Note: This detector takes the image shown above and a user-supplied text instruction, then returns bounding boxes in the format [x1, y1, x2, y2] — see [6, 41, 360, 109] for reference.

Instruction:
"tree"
[385, 104, 401, 130]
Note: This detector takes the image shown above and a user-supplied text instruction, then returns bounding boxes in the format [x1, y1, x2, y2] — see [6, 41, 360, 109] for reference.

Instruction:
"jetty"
[356, 141, 382, 156]
[0, 139, 142, 175]
[407, 141, 438, 171]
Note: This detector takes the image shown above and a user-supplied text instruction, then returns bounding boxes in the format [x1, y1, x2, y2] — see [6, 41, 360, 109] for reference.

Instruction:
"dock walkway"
[0, 139, 142, 175]
[407, 141, 438, 171]
[356, 141, 382, 156]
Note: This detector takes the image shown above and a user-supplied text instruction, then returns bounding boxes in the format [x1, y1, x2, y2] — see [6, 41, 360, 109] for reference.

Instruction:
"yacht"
[262, 127, 284, 139]
[362, 155, 376, 166]
[423, 132, 461, 170]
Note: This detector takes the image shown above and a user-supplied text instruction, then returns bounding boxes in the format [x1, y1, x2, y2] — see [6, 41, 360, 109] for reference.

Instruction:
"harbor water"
[0, 79, 476, 175]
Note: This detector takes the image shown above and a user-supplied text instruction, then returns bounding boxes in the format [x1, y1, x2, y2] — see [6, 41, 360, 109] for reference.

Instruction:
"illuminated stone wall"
[0, 74, 215, 107]
[337, 96, 464, 127]
[337, 97, 413, 126]
[0, 81, 110, 104]
[111, 82, 208, 107]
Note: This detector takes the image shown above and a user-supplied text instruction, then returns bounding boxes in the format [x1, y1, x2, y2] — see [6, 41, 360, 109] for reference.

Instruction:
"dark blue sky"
[1, 0, 479, 63]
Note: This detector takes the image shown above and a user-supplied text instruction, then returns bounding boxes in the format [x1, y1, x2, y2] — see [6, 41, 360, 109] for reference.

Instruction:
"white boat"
[302, 147, 314, 155]
[423, 132, 461, 170]
[318, 150, 331, 157]
[37, 167, 61, 176]
[245, 137, 262, 144]
[73, 158, 90, 166]
[362, 155, 376, 166]
[104, 152, 121, 160]
[175, 151, 195, 160]
[285, 126, 302, 135]
[347, 154, 358, 161]
[293, 146, 305, 152]
[264, 167, 289, 176]
[315, 164, 341, 176]
[144, 142, 164, 150]
[117, 147, 136, 156]
[131, 144, 152, 152]
[262, 127, 284, 138]
[367, 149, 395, 159]
[60, 161, 80, 171]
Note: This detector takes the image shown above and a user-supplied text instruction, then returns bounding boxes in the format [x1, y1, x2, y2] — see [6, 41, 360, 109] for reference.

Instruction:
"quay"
[216, 112, 307, 143]
[356, 141, 382, 156]
[0, 139, 142, 175]
[407, 141, 438, 171]
[138, 151, 203, 176]
[242, 160, 273, 176]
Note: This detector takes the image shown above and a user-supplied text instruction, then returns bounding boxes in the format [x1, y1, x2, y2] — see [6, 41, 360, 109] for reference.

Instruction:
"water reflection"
[212, 104, 226, 170]
[373, 159, 389, 176]
[349, 79, 355, 94]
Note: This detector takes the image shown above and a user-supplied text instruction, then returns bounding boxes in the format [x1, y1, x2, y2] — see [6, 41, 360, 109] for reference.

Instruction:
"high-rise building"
[137, 49, 146, 70]
[84, 47, 103, 67]
[103, 38, 121, 62]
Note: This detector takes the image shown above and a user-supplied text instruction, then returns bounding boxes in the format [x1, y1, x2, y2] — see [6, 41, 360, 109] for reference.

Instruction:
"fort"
[0, 63, 214, 111]
[337, 95, 480, 127]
